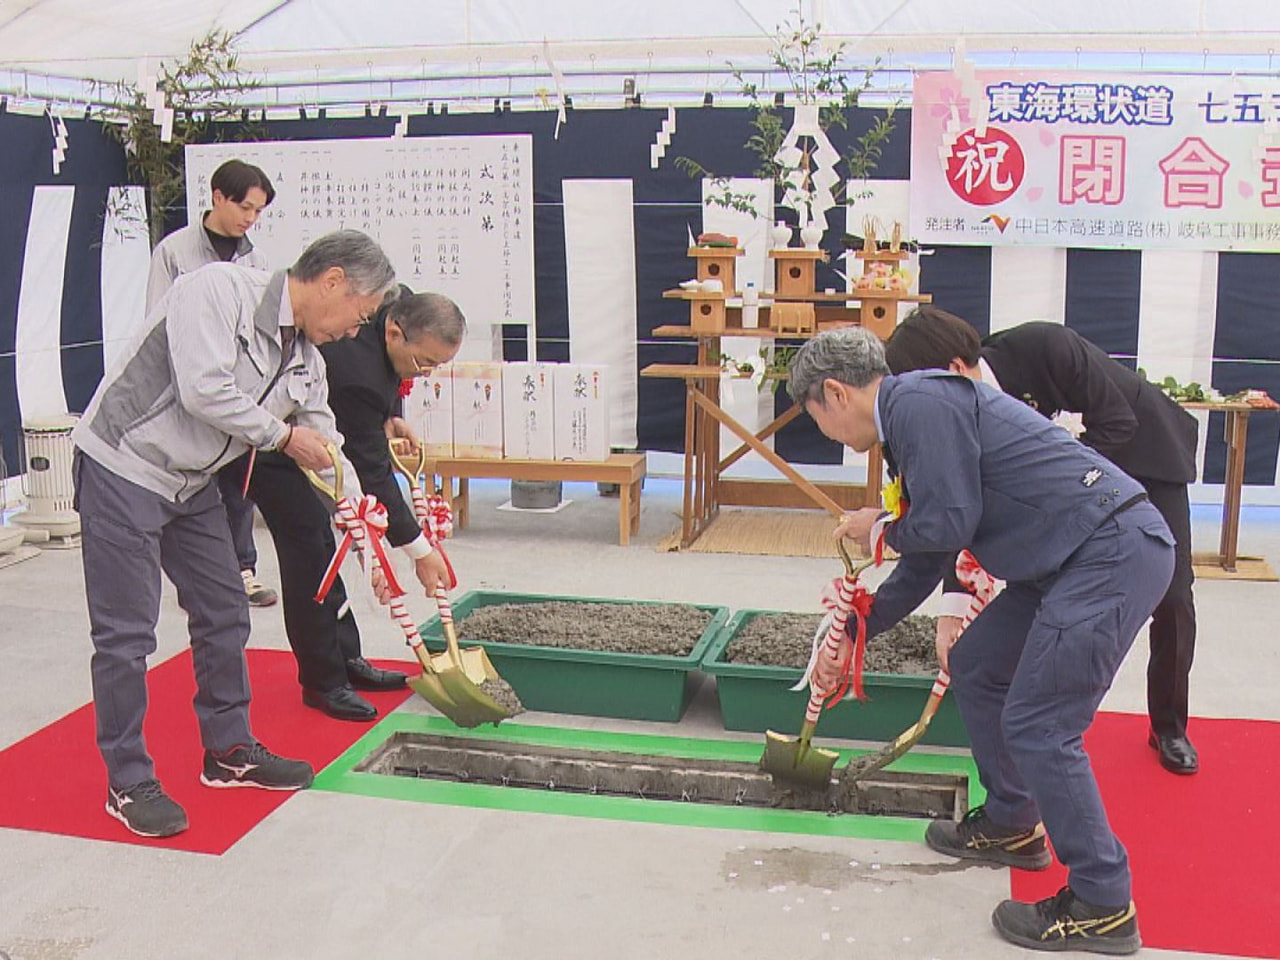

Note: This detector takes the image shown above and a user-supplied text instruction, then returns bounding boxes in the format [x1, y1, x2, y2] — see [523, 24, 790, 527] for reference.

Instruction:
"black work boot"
[993, 885, 1141, 955]
[925, 804, 1052, 869]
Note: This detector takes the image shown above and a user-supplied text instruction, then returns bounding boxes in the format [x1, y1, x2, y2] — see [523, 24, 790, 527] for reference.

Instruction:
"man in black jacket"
[885, 307, 1200, 774]
[242, 288, 462, 720]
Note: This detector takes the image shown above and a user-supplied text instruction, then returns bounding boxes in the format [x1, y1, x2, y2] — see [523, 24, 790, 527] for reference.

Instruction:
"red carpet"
[1010, 711, 1280, 959]
[0, 649, 414, 855]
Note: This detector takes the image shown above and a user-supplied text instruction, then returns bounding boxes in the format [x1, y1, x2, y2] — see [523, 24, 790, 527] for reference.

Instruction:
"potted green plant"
[103, 29, 261, 245]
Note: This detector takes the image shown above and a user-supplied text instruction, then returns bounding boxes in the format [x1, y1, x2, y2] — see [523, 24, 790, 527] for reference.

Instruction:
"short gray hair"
[387, 286, 467, 348]
[289, 231, 397, 298]
[787, 328, 891, 405]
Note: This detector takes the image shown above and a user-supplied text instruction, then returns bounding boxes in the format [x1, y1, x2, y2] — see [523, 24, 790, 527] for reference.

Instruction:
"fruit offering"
[855, 260, 912, 293]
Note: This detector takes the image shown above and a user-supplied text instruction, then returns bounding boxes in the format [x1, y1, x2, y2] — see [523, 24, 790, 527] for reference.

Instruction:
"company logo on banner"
[910, 71, 1280, 251]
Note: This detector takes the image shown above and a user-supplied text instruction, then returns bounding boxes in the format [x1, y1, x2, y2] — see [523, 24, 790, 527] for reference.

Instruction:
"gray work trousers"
[74, 452, 254, 789]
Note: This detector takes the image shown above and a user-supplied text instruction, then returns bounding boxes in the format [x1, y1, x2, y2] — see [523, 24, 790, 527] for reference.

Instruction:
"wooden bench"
[424, 453, 647, 546]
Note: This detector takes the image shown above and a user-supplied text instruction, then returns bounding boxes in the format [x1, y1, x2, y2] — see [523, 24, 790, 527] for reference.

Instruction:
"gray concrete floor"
[1, 477, 1275, 959]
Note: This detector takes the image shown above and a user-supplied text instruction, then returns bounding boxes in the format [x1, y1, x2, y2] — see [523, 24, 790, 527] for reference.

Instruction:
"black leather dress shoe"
[345, 657, 408, 691]
[1149, 730, 1199, 775]
[302, 684, 377, 722]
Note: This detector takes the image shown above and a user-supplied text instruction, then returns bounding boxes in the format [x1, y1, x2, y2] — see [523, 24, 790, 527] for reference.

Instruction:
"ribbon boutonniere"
[881, 476, 905, 520]
[872, 475, 907, 565]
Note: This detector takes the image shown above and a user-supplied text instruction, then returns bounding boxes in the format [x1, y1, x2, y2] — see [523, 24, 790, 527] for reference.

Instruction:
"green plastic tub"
[701, 609, 971, 747]
[418, 591, 729, 722]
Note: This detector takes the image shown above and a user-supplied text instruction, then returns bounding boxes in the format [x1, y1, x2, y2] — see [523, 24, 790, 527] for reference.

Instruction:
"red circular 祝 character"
[946, 127, 1025, 206]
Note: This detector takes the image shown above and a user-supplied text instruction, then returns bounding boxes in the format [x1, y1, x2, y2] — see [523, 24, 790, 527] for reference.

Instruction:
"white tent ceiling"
[3, 0, 1280, 112]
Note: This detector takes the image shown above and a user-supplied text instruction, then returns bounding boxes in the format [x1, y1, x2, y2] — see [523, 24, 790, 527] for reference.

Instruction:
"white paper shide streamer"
[48, 112, 69, 175]
[138, 58, 174, 143]
[774, 103, 841, 232]
[651, 107, 676, 169]
[937, 37, 990, 175]
[543, 40, 569, 139]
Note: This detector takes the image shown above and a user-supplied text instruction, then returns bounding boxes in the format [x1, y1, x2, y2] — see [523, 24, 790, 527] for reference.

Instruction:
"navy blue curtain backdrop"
[0, 112, 126, 471]
[1, 106, 1277, 479]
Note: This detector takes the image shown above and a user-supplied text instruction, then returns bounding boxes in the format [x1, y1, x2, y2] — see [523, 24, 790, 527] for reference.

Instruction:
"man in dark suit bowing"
[241, 286, 462, 720]
[884, 307, 1200, 775]
[792, 328, 1173, 954]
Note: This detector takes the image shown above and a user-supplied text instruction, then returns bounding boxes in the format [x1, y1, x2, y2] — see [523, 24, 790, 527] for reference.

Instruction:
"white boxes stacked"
[502, 362, 556, 460]
[450, 361, 504, 459]
[553, 363, 612, 462]
[403, 365, 455, 456]
[401, 362, 613, 461]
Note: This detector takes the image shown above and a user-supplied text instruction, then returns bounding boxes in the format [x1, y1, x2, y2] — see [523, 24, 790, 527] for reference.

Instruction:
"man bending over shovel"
[790, 328, 1173, 956]
[237, 285, 460, 721]
[73, 231, 398, 839]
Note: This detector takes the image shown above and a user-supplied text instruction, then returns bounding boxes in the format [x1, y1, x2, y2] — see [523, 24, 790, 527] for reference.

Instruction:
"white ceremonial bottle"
[742, 281, 759, 329]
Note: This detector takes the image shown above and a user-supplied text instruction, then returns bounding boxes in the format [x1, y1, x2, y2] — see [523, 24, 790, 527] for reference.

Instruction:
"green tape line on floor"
[313, 714, 984, 842]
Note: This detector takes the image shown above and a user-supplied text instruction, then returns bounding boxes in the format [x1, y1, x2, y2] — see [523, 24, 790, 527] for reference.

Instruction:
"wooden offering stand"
[642, 236, 932, 548]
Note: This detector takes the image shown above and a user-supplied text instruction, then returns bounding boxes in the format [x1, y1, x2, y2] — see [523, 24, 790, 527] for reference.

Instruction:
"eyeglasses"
[408, 351, 441, 376]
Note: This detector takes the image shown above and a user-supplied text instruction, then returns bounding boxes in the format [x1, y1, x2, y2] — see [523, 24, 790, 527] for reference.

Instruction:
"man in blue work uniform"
[885, 307, 1201, 775]
[791, 328, 1174, 955]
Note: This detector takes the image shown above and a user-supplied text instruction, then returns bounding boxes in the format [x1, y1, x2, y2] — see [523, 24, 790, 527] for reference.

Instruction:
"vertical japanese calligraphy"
[184, 135, 535, 355]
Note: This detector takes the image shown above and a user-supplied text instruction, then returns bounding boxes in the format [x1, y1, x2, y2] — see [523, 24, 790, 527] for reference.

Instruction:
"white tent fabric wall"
[989, 248, 1068, 333]
[99, 186, 151, 376]
[1138, 251, 1221, 497]
[14, 186, 73, 424]
[562, 178, 639, 450]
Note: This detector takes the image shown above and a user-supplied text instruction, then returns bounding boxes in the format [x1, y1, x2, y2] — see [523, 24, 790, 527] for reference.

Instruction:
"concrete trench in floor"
[356, 731, 969, 821]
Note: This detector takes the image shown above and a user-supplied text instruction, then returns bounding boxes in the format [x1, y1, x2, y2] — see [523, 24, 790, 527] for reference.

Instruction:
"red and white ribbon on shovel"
[927, 548, 1002, 697]
[314, 493, 441, 655]
[792, 553, 877, 715]
[406, 484, 458, 591]
[792, 545, 1000, 715]
[315, 494, 404, 604]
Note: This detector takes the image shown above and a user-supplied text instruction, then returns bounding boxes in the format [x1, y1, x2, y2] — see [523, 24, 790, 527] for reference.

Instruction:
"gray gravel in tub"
[454, 601, 715, 657]
[724, 613, 939, 676]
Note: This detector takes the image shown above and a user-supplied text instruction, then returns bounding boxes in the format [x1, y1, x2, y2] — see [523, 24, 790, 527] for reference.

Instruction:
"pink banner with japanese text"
[910, 71, 1280, 251]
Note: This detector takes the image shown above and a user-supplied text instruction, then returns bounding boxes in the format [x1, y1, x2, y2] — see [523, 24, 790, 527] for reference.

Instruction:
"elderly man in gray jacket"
[73, 230, 396, 839]
[791, 328, 1174, 956]
[145, 158, 280, 608]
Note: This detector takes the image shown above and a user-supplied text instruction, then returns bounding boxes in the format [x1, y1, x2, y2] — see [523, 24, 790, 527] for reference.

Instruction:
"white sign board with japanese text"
[185, 136, 534, 359]
[910, 71, 1280, 251]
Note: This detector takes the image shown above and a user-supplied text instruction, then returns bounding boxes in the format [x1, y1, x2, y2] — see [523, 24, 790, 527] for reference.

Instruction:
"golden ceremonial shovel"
[760, 540, 875, 792]
[388, 438, 522, 725]
[301, 442, 471, 722]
